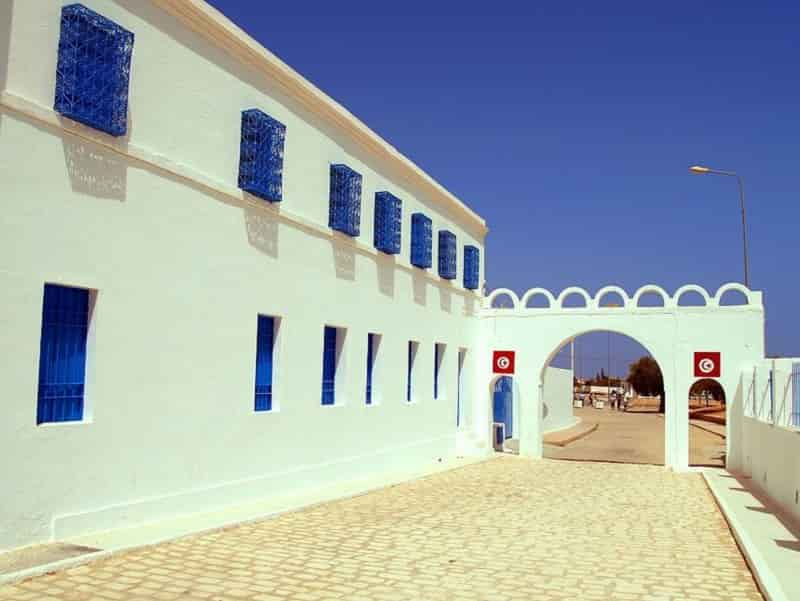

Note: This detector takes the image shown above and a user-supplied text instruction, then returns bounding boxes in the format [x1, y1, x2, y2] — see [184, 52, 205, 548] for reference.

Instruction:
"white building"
[0, 0, 499, 552]
[1, 1, 797, 555]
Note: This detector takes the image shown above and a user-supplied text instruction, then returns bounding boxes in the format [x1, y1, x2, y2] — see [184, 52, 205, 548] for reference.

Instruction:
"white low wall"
[542, 367, 577, 434]
[730, 358, 800, 525]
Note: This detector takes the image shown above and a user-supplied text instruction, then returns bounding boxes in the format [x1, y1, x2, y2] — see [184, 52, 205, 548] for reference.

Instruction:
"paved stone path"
[544, 407, 726, 467]
[0, 457, 762, 601]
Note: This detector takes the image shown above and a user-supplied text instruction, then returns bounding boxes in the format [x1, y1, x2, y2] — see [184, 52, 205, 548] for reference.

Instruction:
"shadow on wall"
[331, 237, 355, 280]
[61, 135, 128, 201]
[244, 204, 279, 258]
[413, 273, 427, 306]
[464, 296, 476, 316]
[439, 285, 452, 313]
[375, 253, 395, 298]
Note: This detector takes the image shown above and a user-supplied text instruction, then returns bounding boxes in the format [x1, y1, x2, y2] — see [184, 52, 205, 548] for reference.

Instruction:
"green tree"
[627, 356, 665, 413]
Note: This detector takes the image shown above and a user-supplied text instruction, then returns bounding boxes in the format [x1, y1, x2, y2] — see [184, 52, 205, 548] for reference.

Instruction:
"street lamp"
[689, 165, 750, 288]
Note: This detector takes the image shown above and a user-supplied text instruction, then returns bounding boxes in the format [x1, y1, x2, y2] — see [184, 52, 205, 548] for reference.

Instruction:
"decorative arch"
[632, 284, 670, 308]
[714, 282, 752, 307]
[557, 286, 593, 309]
[594, 285, 630, 309]
[538, 328, 664, 384]
[486, 288, 519, 310]
[521, 287, 556, 309]
[674, 284, 711, 307]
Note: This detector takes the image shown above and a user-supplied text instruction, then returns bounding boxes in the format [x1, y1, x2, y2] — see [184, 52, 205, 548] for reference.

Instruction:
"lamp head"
[689, 165, 711, 174]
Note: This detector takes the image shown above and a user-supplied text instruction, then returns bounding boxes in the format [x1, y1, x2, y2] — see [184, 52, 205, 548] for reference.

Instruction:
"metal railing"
[792, 363, 800, 428]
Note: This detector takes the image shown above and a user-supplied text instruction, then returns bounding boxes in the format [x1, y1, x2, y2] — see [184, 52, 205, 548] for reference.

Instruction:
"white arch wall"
[476, 284, 765, 471]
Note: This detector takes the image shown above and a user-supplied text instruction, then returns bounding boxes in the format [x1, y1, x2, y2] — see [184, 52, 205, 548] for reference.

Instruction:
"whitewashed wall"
[0, 1, 486, 551]
[729, 358, 800, 525]
[542, 367, 577, 434]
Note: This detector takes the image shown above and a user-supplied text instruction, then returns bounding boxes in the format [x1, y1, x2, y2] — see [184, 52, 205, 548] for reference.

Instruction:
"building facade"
[3, 1, 795, 556]
[0, 1, 488, 551]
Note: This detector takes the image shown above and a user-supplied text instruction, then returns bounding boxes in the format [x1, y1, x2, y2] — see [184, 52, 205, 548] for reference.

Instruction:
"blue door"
[493, 376, 513, 438]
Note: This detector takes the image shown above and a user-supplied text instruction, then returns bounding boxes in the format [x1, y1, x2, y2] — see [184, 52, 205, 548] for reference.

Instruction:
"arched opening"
[542, 331, 667, 466]
[596, 290, 626, 308]
[676, 290, 708, 307]
[525, 292, 551, 309]
[636, 292, 666, 308]
[718, 289, 749, 306]
[490, 292, 516, 309]
[560, 292, 589, 308]
[688, 378, 726, 467]
[491, 376, 516, 453]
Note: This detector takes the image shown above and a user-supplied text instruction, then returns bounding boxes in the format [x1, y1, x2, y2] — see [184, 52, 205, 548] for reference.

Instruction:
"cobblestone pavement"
[544, 407, 726, 467]
[0, 457, 762, 601]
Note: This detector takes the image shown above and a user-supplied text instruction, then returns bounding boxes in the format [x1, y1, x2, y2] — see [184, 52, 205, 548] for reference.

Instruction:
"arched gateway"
[477, 283, 764, 471]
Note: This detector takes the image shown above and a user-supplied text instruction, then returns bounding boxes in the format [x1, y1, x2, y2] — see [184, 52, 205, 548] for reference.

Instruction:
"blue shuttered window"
[438, 230, 457, 280]
[457, 349, 466, 426]
[329, 164, 362, 236]
[407, 341, 417, 402]
[54, 4, 134, 137]
[366, 333, 375, 404]
[434, 344, 439, 399]
[37, 284, 90, 424]
[373, 192, 402, 254]
[321, 326, 338, 405]
[410, 213, 432, 269]
[238, 109, 286, 203]
[254, 316, 275, 412]
[463, 245, 480, 290]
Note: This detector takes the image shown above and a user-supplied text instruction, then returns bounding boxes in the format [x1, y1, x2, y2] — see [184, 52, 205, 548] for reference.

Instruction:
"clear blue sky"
[209, 0, 800, 361]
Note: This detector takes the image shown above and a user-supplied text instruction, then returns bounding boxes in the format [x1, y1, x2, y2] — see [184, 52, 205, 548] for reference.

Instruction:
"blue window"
[366, 333, 377, 404]
[238, 109, 286, 203]
[254, 315, 276, 412]
[37, 284, 90, 424]
[434, 343, 445, 400]
[410, 213, 432, 269]
[54, 4, 134, 137]
[457, 349, 466, 426]
[463, 245, 480, 290]
[407, 341, 418, 402]
[321, 326, 339, 405]
[374, 192, 402, 254]
[329, 164, 362, 236]
[438, 230, 457, 280]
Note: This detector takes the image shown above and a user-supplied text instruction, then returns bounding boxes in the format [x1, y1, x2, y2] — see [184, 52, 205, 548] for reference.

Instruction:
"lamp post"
[689, 165, 750, 288]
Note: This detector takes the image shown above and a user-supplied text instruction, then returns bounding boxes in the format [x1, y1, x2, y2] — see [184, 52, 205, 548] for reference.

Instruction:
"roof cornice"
[149, 0, 488, 236]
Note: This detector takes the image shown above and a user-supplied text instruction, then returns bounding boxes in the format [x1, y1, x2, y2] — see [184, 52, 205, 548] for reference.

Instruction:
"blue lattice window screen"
[37, 284, 89, 424]
[410, 213, 432, 269]
[366, 333, 375, 404]
[54, 4, 134, 137]
[254, 316, 275, 412]
[438, 230, 457, 280]
[329, 164, 362, 236]
[321, 326, 337, 405]
[373, 192, 402, 254]
[464, 245, 480, 290]
[238, 110, 286, 203]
